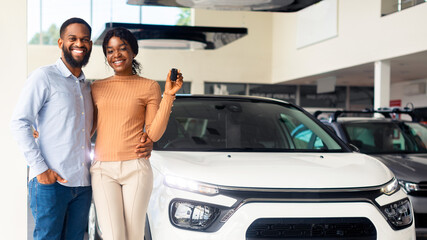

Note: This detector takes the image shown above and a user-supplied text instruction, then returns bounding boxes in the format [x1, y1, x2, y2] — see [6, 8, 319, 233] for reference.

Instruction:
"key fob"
[170, 68, 178, 82]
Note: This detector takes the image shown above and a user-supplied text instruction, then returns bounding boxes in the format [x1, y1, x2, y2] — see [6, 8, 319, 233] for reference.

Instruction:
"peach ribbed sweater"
[91, 74, 174, 162]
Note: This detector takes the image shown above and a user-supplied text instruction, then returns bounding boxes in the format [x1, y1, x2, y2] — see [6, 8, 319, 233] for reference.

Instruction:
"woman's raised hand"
[164, 69, 183, 96]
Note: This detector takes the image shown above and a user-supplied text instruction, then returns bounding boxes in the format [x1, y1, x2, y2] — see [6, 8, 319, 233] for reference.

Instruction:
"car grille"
[415, 213, 427, 228]
[246, 218, 376, 239]
[408, 182, 427, 197]
[418, 182, 427, 191]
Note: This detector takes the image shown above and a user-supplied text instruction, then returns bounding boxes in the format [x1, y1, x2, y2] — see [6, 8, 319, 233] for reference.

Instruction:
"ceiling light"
[127, 0, 322, 12]
[138, 39, 207, 49]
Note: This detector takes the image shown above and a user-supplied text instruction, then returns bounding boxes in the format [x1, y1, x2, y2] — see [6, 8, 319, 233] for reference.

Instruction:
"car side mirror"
[348, 143, 360, 153]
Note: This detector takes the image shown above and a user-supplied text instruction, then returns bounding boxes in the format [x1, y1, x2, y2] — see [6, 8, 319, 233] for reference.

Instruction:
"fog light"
[380, 198, 413, 230]
[170, 201, 220, 230]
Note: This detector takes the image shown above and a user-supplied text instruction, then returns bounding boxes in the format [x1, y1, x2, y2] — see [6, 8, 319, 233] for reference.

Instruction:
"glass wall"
[158, 81, 191, 94]
[204, 82, 373, 110]
[204, 83, 247, 95]
[349, 87, 374, 110]
[249, 84, 296, 103]
[28, 0, 189, 44]
[299, 86, 346, 108]
[381, 0, 426, 16]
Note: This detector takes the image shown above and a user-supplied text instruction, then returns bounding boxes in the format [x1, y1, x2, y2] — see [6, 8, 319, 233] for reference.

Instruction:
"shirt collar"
[56, 58, 86, 82]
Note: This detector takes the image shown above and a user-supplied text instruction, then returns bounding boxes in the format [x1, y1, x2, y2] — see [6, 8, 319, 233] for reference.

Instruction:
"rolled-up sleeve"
[10, 69, 49, 176]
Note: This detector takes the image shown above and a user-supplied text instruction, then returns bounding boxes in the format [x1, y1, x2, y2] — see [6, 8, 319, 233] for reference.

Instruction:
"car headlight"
[381, 178, 399, 195]
[399, 180, 419, 193]
[170, 200, 220, 230]
[164, 175, 219, 195]
[380, 198, 413, 230]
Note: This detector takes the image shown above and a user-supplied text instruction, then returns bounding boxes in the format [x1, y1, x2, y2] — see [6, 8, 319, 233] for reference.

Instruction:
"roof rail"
[313, 107, 417, 122]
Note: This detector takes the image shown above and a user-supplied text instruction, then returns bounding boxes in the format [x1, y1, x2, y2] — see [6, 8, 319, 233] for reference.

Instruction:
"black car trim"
[168, 179, 412, 233]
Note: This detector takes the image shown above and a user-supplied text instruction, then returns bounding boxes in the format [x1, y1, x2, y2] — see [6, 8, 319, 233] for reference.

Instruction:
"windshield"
[154, 98, 344, 152]
[342, 121, 427, 154]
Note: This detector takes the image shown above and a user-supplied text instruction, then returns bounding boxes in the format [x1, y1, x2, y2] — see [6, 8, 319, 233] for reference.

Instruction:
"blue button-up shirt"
[11, 58, 93, 187]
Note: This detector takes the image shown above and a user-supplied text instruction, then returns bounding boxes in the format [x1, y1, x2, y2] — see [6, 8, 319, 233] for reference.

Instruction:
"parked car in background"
[89, 96, 415, 240]
[315, 108, 427, 236]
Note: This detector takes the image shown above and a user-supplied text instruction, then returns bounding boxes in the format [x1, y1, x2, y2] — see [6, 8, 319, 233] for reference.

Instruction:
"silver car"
[316, 109, 427, 236]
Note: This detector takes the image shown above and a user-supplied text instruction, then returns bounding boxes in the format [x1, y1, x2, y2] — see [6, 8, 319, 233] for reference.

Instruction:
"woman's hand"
[164, 69, 183, 96]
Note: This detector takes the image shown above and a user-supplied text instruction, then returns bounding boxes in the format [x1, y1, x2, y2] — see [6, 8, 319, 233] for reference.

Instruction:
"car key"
[170, 68, 178, 82]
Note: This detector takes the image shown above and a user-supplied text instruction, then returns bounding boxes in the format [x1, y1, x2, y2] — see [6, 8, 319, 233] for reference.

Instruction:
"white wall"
[272, 0, 427, 83]
[0, 0, 28, 238]
[391, 79, 427, 108]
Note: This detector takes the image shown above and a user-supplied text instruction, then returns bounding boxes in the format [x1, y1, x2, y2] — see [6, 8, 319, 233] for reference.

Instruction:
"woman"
[90, 27, 183, 240]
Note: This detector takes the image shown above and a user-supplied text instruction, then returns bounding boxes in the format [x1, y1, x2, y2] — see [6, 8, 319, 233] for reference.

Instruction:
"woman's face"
[105, 36, 135, 76]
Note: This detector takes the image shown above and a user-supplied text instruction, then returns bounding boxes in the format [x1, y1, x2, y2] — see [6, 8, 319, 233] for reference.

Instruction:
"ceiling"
[283, 50, 427, 86]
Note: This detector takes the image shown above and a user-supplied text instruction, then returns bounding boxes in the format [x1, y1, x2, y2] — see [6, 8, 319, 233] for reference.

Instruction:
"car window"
[341, 122, 427, 154]
[399, 122, 427, 152]
[154, 98, 344, 152]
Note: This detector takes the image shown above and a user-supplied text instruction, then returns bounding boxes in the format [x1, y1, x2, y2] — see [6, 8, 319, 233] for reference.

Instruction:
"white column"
[0, 0, 28, 238]
[374, 60, 391, 109]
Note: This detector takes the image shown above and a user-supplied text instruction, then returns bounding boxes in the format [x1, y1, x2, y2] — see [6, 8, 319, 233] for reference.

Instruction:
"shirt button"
[82, 163, 85, 166]
[80, 96, 83, 99]
[82, 129, 85, 132]
[82, 112, 85, 115]
[76, 81, 78, 83]
[82, 146, 85, 149]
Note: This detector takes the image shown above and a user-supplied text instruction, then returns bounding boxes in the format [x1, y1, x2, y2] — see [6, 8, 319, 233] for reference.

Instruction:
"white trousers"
[90, 158, 153, 240]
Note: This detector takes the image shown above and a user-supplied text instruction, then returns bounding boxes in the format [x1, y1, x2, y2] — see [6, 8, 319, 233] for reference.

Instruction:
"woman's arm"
[145, 69, 183, 142]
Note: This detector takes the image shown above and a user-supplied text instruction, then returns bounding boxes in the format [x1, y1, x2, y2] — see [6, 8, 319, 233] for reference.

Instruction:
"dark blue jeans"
[28, 178, 92, 240]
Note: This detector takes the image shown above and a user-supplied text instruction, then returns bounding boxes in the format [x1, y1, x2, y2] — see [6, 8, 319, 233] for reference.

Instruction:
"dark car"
[315, 108, 427, 235]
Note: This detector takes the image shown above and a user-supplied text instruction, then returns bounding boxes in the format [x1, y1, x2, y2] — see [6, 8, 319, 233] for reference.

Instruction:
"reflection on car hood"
[150, 151, 393, 189]
[371, 154, 427, 183]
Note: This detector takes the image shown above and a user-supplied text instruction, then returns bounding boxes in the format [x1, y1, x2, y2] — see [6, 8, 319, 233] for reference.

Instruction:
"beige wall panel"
[0, 0, 28, 238]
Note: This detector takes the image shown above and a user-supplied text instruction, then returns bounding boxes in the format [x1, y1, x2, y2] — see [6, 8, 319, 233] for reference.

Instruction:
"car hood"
[150, 151, 393, 189]
[371, 153, 427, 183]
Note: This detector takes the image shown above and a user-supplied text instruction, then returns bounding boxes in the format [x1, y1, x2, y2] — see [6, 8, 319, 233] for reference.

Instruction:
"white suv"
[89, 95, 415, 240]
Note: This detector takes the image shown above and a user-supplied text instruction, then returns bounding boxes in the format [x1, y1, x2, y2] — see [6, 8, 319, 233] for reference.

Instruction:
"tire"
[88, 201, 102, 240]
[144, 215, 152, 240]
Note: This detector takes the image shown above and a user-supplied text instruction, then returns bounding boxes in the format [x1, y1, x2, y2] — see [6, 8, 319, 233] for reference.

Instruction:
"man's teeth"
[73, 49, 84, 53]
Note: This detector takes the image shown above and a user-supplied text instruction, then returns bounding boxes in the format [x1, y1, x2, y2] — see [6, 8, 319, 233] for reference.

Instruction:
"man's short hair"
[60, 18, 92, 38]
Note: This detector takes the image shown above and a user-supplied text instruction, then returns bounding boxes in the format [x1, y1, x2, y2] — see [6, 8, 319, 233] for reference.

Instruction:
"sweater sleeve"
[144, 81, 175, 142]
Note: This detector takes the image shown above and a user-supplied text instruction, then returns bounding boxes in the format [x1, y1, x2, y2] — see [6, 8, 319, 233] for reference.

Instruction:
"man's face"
[58, 23, 92, 68]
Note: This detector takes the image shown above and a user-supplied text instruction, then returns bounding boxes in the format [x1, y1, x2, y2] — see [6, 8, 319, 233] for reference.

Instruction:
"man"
[11, 18, 152, 240]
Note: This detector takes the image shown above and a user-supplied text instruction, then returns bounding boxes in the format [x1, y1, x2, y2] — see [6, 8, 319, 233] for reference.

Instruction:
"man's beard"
[62, 45, 92, 68]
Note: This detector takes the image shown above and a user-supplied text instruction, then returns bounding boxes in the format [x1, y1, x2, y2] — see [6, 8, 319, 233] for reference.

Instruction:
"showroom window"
[249, 84, 297, 103]
[381, 0, 426, 16]
[349, 87, 374, 110]
[299, 86, 346, 108]
[158, 81, 191, 94]
[205, 83, 247, 95]
[28, 0, 190, 45]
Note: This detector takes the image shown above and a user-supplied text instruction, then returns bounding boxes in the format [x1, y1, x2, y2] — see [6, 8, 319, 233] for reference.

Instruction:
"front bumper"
[149, 201, 415, 239]
[147, 185, 415, 240]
